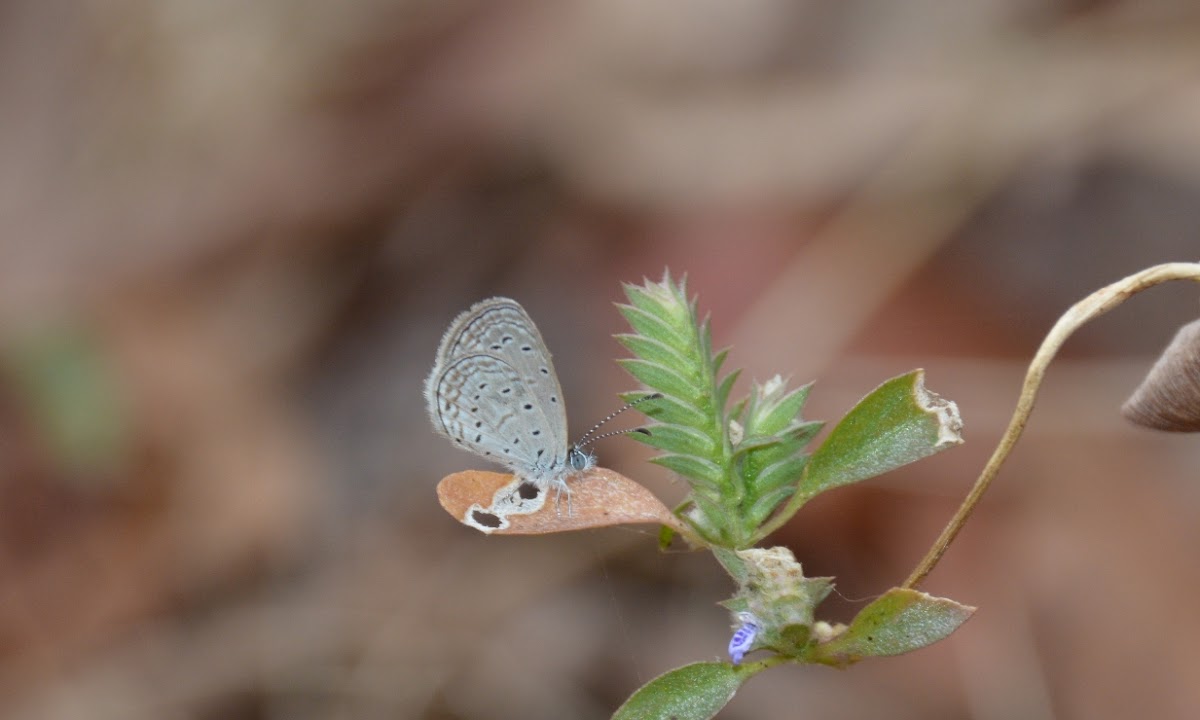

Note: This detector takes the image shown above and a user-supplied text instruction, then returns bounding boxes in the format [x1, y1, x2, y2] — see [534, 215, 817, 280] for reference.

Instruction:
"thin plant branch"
[903, 262, 1200, 590]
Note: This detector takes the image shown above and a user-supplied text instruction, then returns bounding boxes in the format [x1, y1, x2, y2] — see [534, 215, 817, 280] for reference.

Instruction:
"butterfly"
[425, 298, 595, 501]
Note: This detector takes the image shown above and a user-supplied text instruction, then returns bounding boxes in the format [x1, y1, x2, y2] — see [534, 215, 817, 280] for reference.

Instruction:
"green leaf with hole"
[808, 588, 975, 667]
[612, 662, 759, 720]
[800, 370, 962, 500]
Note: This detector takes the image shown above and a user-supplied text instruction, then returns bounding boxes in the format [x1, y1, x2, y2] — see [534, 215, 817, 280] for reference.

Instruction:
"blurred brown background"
[1, 1, 1199, 718]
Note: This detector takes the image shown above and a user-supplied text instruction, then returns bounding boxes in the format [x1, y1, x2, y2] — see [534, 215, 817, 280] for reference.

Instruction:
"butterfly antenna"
[575, 393, 663, 447]
[578, 426, 651, 450]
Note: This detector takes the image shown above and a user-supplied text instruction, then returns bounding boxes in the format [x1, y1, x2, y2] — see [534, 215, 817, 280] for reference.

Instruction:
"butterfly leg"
[550, 477, 573, 517]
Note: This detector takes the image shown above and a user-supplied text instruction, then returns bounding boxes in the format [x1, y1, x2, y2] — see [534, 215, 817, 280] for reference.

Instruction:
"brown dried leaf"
[1122, 318, 1200, 432]
[436, 467, 684, 535]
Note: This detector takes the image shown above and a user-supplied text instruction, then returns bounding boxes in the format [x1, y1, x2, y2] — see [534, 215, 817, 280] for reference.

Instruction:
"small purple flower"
[728, 615, 760, 665]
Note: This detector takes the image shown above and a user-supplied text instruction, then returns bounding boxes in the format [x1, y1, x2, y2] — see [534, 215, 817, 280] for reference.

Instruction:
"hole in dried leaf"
[471, 511, 502, 528]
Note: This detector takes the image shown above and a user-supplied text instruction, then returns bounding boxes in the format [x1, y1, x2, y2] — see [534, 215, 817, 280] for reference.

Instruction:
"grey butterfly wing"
[424, 297, 570, 478]
[428, 353, 566, 479]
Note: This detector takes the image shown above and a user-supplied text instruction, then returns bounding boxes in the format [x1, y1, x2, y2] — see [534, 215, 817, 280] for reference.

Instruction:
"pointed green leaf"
[808, 588, 975, 667]
[750, 454, 809, 494]
[746, 485, 795, 527]
[651, 454, 725, 487]
[623, 283, 676, 319]
[621, 391, 711, 429]
[717, 596, 751, 615]
[618, 305, 689, 350]
[616, 334, 695, 373]
[688, 491, 729, 541]
[619, 359, 705, 403]
[713, 547, 749, 583]
[671, 271, 689, 296]
[742, 437, 797, 469]
[732, 434, 783, 457]
[715, 369, 741, 412]
[612, 662, 758, 720]
[713, 348, 729, 375]
[785, 420, 824, 445]
[631, 423, 718, 457]
[749, 384, 812, 436]
[700, 316, 714, 360]
[623, 279, 693, 329]
[800, 370, 962, 499]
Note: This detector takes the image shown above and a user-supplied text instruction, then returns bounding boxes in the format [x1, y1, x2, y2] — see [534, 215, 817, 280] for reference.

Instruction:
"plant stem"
[902, 262, 1200, 590]
[744, 654, 791, 674]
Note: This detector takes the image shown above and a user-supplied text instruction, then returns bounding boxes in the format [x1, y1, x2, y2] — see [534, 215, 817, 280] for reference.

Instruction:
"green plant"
[434, 263, 1200, 719]
[607, 274, 970, 718]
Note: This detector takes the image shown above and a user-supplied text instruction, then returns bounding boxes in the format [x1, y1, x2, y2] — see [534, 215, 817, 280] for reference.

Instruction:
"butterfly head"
[567, 445, 596, 473]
